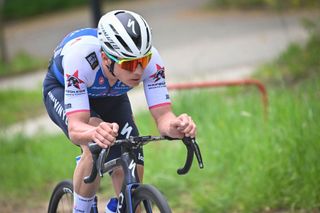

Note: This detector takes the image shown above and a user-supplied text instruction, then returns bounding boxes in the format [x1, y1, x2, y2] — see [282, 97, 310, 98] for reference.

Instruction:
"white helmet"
[97, 10, 152, 59]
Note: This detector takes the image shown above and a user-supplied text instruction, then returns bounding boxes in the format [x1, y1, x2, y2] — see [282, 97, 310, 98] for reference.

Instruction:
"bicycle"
[47, 136, 204, 213]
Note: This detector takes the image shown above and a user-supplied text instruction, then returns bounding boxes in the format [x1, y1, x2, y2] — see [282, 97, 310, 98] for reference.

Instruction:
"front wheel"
[48, 180, 73, 213]
[132, 184, 172, 213]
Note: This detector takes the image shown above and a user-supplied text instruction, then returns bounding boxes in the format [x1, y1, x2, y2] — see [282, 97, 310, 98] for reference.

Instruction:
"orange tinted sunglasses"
[106, 51, 152, 72]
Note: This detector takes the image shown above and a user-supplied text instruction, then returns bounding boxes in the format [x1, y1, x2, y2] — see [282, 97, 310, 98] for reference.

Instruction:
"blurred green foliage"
[1, 0, 122, 21]
[2, 0, 87, 21]
[211, 0, 320, 10]
[0, 89, 44, 127]
[256, 18, 320, 84]
[0, 51, 47, 77]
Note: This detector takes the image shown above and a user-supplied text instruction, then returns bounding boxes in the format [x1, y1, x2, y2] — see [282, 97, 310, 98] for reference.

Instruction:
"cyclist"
[43, 10, 196, 213]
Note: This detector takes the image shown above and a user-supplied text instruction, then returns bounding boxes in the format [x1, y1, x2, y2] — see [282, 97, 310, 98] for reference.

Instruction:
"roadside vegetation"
[0, 21, 319, 212]
[1, 0, 319, 78]
[255, 18, 320, 84]
[209, 0, 320, 10]
[0, 0, 128, 78]
[2, 0, 126, 21]
[0, 134, 78, 209]
[0, 89, 44, 128]
[2, 0, 86, 21]
[3, 0, 319, 21]
[145, 76, 319, 212]
[0, 52, 47, 78]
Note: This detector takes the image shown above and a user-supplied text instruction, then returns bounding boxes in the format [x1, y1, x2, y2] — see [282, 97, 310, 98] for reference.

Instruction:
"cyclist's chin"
[125, 79, 141, 87]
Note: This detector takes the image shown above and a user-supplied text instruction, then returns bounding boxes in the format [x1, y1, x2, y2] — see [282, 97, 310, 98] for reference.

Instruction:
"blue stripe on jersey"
[52, 60, 65, 85]
[57, 28, 97, 50]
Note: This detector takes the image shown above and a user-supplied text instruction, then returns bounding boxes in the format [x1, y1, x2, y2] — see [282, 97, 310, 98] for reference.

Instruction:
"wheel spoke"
[132, 185, 171, 213]
[57, 192, 73, 212]
[48, 180, 74, 213]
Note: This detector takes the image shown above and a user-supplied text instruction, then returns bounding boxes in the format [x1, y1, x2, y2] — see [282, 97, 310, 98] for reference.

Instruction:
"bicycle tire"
[132, 184, 172, 213]
[48, 180, 73, 213]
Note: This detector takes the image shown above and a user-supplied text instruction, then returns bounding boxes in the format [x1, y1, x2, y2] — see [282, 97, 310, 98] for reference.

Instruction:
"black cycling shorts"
[43, 72, 144, 166]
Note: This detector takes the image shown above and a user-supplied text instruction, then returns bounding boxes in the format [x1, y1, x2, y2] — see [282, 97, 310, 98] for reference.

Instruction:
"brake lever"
[84, 143, 107, 184]
[97, 148, 108, 177]
[190, 138, 204, 169]
[84, 143, 100, 184]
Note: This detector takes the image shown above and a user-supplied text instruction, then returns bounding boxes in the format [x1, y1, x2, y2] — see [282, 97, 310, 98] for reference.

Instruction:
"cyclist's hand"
[170, 113, 196, 138]
[93, 122, 119, 148]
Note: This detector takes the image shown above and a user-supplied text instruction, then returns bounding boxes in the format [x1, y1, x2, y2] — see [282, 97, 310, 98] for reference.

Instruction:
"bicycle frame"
[107, 146, 142, 213]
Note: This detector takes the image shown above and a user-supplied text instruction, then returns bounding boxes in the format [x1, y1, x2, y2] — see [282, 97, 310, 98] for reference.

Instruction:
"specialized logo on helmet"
[66, 70, 84, 89]
[127, 19, 137, 35]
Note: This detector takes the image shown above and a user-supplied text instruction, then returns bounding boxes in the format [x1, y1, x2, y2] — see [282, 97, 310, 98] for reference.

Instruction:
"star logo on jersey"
[150, 64, 165, 82]
[66, 70, 84, 89]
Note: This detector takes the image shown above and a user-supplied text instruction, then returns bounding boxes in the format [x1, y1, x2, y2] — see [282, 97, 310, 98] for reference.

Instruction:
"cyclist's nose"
[134, 64, 144, 75]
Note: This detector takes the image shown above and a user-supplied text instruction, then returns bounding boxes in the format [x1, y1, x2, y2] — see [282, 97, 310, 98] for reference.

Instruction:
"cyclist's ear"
[101, 51, 112, 66]
[101, 51, 108, 60]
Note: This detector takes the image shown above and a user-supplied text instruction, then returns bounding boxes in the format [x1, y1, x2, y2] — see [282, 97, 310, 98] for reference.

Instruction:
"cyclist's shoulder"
[61, 31, 101, 65]
[61, 40, 102, 84]
[150, 46, 164, 63]
[59, 28, 99, 54]
[64, 28, 98, 41]
[143, 46, 165, 75]
[150, 46, 160, 56]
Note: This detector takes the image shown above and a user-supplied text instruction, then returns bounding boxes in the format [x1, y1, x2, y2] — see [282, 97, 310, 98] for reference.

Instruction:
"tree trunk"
[90, 0, 102, 28]
[0, 0, 8, 64]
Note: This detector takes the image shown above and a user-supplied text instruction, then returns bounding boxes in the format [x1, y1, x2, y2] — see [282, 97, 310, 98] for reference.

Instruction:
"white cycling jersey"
[50, 28, 171, 115]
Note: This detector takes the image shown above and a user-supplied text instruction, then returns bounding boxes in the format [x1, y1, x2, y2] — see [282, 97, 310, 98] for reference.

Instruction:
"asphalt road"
[4, 0, 317, 82]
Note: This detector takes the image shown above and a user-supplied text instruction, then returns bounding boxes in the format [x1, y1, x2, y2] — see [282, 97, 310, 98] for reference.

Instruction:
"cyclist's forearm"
[150, 105, 183, 138]
[68, 122, 97, 145]
[155, 112, 183, 138]
[66, 111, 101, 145]
[157, 116, 175, 136]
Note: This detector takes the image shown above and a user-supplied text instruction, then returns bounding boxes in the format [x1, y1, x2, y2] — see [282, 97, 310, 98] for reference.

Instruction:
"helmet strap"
[106, 60, 116, 77]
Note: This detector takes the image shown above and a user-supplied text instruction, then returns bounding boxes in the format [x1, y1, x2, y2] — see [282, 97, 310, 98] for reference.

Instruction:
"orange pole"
[168, 79, 268, 119]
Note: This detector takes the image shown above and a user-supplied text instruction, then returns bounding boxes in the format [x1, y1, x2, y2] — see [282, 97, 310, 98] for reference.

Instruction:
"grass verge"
[1, 73, 318, 212]
[0, 52, 47, 78]
[207, 0, 320, 10]
[140, 76, 320, 212]
[0, 134, 79, 200]
[0, 89, 44, 128]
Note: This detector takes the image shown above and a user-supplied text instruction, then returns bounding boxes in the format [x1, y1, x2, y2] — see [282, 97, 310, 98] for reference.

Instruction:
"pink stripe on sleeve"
[148, 102, 171, 110]
[66, 109, 90, 116]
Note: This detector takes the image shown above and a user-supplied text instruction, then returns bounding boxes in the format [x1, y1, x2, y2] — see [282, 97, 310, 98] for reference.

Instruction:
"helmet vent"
[109, 24, 119, 34]
[115, 35, 132, 53]
[122, 52, 134, 58]
[146, 28, 150, 46]
[141, 18, 150, 48]
[104, 42, 114, 51]
[114, 11, 125, 16]
[131, 34, 141, 49]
